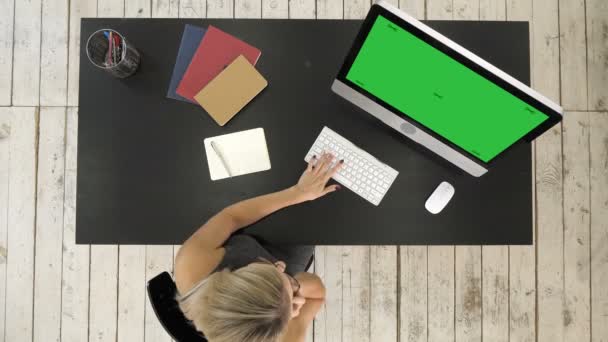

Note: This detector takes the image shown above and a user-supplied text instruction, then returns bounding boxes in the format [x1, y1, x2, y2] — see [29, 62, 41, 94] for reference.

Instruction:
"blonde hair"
[178, 263, 291, 342]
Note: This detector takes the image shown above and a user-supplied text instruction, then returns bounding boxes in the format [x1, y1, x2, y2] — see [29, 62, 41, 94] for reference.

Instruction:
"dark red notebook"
[176, 25, 261, 101]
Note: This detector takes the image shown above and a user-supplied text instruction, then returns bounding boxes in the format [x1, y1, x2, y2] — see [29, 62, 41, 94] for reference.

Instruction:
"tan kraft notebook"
[194, 55, 268, 126]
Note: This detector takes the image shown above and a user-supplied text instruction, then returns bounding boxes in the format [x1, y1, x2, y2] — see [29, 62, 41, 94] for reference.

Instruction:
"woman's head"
[178, 260, 300, 342]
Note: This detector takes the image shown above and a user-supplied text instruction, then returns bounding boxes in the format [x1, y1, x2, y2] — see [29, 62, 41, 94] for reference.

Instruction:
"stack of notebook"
[167, 25, 267, 126]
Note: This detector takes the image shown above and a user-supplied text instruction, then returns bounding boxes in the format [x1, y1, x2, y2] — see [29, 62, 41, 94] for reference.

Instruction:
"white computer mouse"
[425, 181, 455, 214]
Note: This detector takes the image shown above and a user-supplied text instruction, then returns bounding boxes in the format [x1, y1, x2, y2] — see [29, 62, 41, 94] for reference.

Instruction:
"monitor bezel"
[335, 3, 563, 166]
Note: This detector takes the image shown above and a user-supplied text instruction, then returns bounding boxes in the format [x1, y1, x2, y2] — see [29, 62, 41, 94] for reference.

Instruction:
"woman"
[174, 152, 343, 342]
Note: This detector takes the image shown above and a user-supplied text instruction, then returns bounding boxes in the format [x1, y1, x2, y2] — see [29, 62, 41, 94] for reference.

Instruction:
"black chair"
[147, 272, 207, 342]
[147, 254, 314, 341]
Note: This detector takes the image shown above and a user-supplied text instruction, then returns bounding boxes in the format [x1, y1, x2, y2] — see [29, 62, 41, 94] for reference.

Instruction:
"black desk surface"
[77, 18, 532, 245]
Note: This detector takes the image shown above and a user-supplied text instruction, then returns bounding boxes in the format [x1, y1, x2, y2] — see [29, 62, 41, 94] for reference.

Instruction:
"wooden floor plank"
[314, 246, 342, 342]
[558, 0, 587, 110]
[371, 246, 397, 342]
[426, 0, 453, 19]
[344, 0, 370, 19]
[453, 0, 478, 20]
[316, 0, 342, 19]
[290, 0, 316, 18]
[506, 0, 531, 21]
[562, 111, 591, 342]
[88, 1, 122, 341]
[126, 0, 145, 17]
[424, 5, 455, 342]
[531, 0, 560, 103]
[449, 3, 484, 342]
[61, 108, 91, 342]
[89, 245, 119, 342]
[382, 0, 399, 8]
[341, 246, 371, 342]
[479, 2, 509, 341]
[535, 123, 564, 342]
[532, 0, 563, 339]
[325, 4, 373, 342]
[399, 246, 427, 342]
[263, 0, 288, 18]
[399, 0, 425, 19]
[4, 107, 37, 342]
[586, 0, 608, 110]
[504, 3, 537, 341]
[426, 5, 455, 341]
[0, 0, 15, 105]
[153, 0, 180, 17]
[235, 0, 262, 17]
[314, 8, 383, 342]
[12, 0, 41, 105]
[0, 109, 11, 342]
[125, 0, 152, 17]
[144, 245, 175, 342]
[589, 111, 608, 342]
[33, 107, 66, 342]
[479, 13, 510, 342]
[118, 245, 146, 342]
[207, 0, 234, 18]
[479, 0, 506, 20]
[427, 246, 455, 342]
[482, 246, 509, 342]
[342, 3, 395, 342]
[67, 0, 97, 106]
[40, 0, 69, 106]
[509, 243, 536, 342]
[98, 0, 125, 16]
[509, 140, 536, 342]
[179, 0, 207, 18]
[455, 246, 482, 342]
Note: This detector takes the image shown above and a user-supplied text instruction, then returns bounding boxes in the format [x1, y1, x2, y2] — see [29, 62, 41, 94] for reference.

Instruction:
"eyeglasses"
[252, 257, 301, 297]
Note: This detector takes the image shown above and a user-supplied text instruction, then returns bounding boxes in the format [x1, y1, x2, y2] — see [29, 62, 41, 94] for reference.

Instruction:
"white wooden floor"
[0, 0, 607, 341]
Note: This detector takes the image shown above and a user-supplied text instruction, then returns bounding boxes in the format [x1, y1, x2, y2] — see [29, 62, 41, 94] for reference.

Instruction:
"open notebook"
[203, 128, 271, 181]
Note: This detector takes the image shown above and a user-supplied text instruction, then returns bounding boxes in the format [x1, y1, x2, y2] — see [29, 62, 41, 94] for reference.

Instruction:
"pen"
[107, 32, 113, 66]
[210, 141, 233, 177]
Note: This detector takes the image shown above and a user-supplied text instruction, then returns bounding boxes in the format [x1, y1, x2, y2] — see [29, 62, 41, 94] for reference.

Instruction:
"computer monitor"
[332, 0, 563, 177]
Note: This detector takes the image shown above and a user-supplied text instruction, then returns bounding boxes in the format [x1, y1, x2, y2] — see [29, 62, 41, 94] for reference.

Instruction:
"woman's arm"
[282, 273, 326, 341]
[175, 153, 342, 291]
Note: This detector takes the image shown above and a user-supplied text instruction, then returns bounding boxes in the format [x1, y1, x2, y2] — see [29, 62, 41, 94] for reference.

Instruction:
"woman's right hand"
[292, 152, 343, 202]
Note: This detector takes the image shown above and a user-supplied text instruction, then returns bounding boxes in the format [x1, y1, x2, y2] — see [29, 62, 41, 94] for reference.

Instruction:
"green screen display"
[345, 15, 548, 163]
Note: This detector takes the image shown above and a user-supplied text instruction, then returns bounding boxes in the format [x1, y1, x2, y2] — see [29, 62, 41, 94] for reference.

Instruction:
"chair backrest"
[146, 272, 208, 342]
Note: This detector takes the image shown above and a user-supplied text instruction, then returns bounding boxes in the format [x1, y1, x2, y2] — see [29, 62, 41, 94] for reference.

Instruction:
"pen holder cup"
[86, 29, 140, 79]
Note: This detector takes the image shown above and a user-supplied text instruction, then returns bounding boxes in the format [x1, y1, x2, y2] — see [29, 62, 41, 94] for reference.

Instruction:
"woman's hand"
[291, 294, 306, 318]
[293, 152, 343, 202]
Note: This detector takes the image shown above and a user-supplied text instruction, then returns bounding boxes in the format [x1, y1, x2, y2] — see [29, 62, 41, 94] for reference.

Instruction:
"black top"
[212, 235, 313, 276]
[178, 234, 314, 301]
[77, 19, 532, 245]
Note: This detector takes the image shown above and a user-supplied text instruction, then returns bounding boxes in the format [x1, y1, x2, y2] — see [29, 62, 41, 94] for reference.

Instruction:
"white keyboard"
[304, 126, 399, 206]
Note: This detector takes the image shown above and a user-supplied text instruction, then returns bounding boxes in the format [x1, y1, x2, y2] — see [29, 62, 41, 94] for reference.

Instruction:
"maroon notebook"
[176, 25, 261, 101]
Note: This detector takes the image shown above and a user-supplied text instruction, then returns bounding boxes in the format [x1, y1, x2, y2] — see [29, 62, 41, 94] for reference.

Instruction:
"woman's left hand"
[293, 152, 343, 202]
